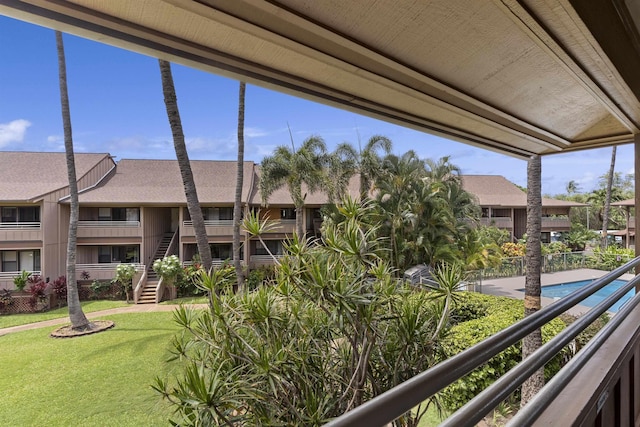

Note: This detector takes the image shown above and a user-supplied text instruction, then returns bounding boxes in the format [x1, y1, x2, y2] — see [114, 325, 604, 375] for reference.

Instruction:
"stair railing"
[155, 229, 179, 303]
[133, 268, 147, 304]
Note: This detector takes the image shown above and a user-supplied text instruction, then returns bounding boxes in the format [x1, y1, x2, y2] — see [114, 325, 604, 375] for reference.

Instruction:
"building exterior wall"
[142, 207, 173, 267]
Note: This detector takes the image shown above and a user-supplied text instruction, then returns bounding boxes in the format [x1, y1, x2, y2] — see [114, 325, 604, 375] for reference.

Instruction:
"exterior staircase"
[137, 232, 174, 304]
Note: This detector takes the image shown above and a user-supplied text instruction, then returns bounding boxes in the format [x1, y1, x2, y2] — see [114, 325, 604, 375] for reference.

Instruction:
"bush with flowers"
[153, 255, 182, 285]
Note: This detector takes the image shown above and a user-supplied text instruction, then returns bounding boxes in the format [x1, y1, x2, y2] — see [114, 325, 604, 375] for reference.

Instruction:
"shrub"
[152, 255, 182, 284]
[246, 265, 276, 291]
[26, 275, 48, 310]
[175, 263, 204, 297]
[113, 264, 137, 303]
[0, 288, 13, 312]
[439, 293, 569, 411]
[50, 276, 67, 308]
[90, 280, 113, 300]
[501, 242, 525, 257]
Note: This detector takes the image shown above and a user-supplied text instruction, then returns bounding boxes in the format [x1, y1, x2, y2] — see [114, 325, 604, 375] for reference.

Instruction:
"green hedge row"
[438, 292, 569, 411]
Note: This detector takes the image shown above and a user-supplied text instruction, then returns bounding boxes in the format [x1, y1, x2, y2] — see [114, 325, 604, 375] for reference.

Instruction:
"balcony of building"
[77, 207, 142, 239]
[0, 206, 42, 242]
[541, 216, 571, 231]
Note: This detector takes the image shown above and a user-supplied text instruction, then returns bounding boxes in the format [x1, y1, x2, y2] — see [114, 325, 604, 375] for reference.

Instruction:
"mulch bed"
[50, 320, 115, 338]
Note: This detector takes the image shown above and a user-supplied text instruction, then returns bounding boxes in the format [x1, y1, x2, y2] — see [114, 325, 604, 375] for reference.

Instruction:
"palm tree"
[566, 180, 580, 195]
[601, 146, 617, 248]
[233, 81, 246, 290]
[259, 136, 329, 238]
[326, 142, 358, 203]
[56, 31, 90, 330]
[359, 135, 392, 200]
[158, 60, 212, 271]
[521, 154, 543, 407]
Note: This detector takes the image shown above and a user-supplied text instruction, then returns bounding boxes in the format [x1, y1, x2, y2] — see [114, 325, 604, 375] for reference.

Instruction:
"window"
[280, 208, 296, 219]
[254, 240, 283, 256]
[98, 246, 111, 263]
[98, 246, 140, 263]
[1, 206, 39, 223]
[202, 207, 233, 221]
[97, 207, 139, 222]
[210, 243, 233, 260]
[0, 250, 40, 272]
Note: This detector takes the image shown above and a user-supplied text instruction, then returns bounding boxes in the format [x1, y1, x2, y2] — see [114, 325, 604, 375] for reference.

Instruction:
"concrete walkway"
[0, 303, 208, 337]
[479, 268, 634, 316]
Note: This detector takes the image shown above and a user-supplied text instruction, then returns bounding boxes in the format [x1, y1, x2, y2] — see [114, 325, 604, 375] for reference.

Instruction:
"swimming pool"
[540, 279, 632, 312]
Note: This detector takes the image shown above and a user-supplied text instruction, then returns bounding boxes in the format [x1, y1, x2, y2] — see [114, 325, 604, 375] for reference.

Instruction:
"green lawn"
[0, 300, 130, 329]
[0, 311, 180, 426]
[160, 295, 208, 305]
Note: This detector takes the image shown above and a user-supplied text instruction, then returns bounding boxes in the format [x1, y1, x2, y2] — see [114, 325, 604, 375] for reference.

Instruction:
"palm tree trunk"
[602, 146, 617, 248]
[158, 60, 212, 271]
[521, 154, 543, 407]
[233, 82, 246, 290]
[295, 205, 304, 239]
[56, 31, 89, 330]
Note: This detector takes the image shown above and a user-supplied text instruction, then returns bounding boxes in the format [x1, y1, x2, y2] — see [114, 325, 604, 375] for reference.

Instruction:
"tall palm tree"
[259, 136, 329, 238]
[327, 142, 358, 202]
[158, 60, 212, 270]
[359, 135, 392, 200]
[56, 30, 90, 330]
[233, 81, 246, 290]
[521, 154, 543, 407]
[601, 146, 617, 248]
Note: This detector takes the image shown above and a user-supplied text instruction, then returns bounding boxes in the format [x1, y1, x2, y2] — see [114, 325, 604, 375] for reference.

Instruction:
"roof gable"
[0, 151, 111, 201]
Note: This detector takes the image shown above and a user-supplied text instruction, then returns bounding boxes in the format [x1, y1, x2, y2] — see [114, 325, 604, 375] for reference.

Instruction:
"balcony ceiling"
[1, 0, 639, 159]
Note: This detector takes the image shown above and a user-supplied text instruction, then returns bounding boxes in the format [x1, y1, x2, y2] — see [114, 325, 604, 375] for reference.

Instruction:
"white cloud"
[47, 135, 62, 143]
[244, 127, 269, 138]
[0, 119, 31, 147]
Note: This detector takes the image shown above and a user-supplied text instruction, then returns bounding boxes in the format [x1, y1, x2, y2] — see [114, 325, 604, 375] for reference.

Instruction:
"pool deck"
[478, 269, 635, 316]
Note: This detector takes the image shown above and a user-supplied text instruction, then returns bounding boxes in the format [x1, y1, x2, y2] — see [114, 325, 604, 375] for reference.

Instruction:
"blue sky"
[0, 15, 633, 196]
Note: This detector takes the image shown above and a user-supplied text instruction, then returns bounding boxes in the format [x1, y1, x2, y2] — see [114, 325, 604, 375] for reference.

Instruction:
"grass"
[160, 295, 208, 305]
[0, 300, 130, 329]
[0, 311, 181, 426]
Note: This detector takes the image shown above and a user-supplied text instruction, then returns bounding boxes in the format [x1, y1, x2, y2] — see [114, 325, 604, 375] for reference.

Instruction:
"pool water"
[541, 279, 632, 312]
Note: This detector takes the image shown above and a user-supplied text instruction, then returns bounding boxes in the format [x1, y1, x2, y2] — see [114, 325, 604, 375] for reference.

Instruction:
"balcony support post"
[635, 134, 640, 290]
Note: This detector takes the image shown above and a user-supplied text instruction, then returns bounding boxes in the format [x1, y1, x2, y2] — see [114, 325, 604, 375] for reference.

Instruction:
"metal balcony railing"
[78, 220, 140, 227]
[0, 221, 40, 229]
[325, 257, 640, 427]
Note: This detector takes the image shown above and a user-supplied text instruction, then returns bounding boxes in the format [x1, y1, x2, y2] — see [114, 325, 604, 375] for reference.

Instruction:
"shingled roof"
[461, 175, 586, 208]
[77, 159, 255, 205]
[0, 151, 112, 202]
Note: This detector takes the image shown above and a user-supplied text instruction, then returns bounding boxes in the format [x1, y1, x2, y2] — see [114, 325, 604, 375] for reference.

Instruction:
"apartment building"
[0, 152, 347, 302]
[461, 175, 585, 243]
[0, 152, 115, 289]
[1, 152, 581, 301]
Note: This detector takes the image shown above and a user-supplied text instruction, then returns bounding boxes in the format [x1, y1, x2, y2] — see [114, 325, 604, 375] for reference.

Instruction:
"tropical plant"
[12, 270, 30, 292]
[242, 210, 281, 265]
[233, 81, 246, 290]
[259, 135, 329, 238]
[27, 275, 48, 310]
[326, 142, 358, 202]
[113, 263, 137, 303]
[358, 135, 392, 200]
[56, 30, 90, 330]
[158, 59, 213, 271]
[155, 197, 459, 427]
